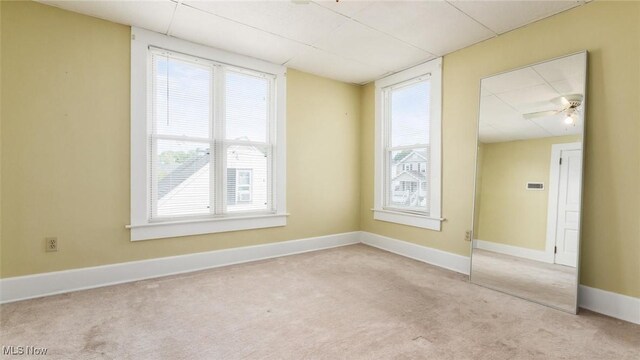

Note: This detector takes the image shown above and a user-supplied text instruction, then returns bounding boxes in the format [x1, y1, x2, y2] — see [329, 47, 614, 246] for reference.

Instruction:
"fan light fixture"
[564, 109, 577, 125]
[564, 115, 575, 125]
[522, 94, 583, 121]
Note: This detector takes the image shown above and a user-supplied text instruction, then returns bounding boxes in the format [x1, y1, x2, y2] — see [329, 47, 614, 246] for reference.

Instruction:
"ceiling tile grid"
[38, 0, 589, 85]
[169, 4, 308, 65]
[479, 53, 586, 143]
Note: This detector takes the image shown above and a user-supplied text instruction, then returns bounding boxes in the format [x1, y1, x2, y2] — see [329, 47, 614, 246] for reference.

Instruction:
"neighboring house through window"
[373, 58, 443, 231]
[129, 28, 287, 241]
[228, 168, 253, 205]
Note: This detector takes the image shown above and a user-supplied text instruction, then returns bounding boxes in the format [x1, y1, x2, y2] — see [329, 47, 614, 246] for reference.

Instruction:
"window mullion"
[209, 64, 216, 216]
[267, 77, 276, 212]
[214, 66, 226, 215]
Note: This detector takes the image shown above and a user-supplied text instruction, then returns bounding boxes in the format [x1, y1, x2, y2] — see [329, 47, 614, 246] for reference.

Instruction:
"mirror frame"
[469, 50, 588, 314]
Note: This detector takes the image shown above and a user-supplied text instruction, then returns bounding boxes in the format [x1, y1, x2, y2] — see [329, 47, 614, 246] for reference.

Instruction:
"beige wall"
[476, 136, 581, 250]
[0, 1, 361, 278]
[361, 0, 640, 298]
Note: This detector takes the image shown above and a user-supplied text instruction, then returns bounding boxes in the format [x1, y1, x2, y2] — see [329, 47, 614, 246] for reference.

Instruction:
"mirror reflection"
[471, 52, 587, 313]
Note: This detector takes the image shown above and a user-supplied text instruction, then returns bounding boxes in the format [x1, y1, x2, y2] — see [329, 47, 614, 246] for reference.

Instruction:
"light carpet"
[1, 244, 639, 359]
[471, 249, 577, 312]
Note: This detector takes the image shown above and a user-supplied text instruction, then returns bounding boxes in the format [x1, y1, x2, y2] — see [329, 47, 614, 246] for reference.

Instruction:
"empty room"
[1, 0, 639, 358]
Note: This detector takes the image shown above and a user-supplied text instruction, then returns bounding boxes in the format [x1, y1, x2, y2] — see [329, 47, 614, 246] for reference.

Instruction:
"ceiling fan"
[522, 94, 584, 124]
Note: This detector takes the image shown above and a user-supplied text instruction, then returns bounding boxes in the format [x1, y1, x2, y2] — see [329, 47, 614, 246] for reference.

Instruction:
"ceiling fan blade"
[522, 110, 561, 119]
[557, 94, 584, 107]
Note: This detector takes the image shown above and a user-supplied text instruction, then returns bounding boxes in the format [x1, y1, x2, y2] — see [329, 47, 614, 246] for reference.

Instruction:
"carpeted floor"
[471, 249, 577, 312]
[1, 244, 639, 359]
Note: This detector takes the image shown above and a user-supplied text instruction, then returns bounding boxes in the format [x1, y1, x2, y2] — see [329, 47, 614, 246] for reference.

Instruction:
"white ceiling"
[39, 0, 588, 85]
[479, 52, 586, 143]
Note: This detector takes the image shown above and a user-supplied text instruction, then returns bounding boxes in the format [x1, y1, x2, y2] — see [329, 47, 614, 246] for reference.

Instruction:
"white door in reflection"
[553, 148, 582, 267]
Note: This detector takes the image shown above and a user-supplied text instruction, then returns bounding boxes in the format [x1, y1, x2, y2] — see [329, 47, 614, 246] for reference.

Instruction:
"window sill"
[372, 208, 443, 231]
[127, 213, 288, 241]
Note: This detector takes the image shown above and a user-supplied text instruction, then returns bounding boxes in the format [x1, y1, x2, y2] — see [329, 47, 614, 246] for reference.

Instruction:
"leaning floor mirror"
[470, 52, 587, 313]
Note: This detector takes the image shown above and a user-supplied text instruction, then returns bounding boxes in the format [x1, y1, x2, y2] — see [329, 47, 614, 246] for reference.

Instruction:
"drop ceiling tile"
[479, 123, 503, 139]
[169, 5, 307, 65]
[285, 46, 388, 85]
[481, 67, 545, 94]
[40, 0, 177, 34]
[313, 20, 433, 72]
[479, 95, 521, 124]
[450, 0, 581, 34]
[549, 78, 584, 95]
[480, 94, 554, 142]
[312, 0, 374, 17]
[494, 119, 552, 140]
[481, 87, 494, 97]
[183, 1, 347, 45]
[496, 83, 561, 111]
[530, 112, 583, 137]
[479, 121, 551, 143]
[351, 1, 495, 55]
[532, 53, 587, 83]
[479, 128, 514, 144]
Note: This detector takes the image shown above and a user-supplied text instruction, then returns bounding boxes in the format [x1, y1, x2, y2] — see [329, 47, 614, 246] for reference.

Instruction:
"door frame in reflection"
[546, 142, 583, 267]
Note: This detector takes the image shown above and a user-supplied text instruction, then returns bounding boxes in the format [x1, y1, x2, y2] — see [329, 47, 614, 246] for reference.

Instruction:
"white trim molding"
[128, 214, 288, 241]
[473, 239, 554, 264]
[579, 285, 640, 325]
[362, 232, 638, 324]
[373, 58, 443, 231]
[0, 232, 360, 304]
[361, 232, 470, 275]
[1, 231, 637, 325]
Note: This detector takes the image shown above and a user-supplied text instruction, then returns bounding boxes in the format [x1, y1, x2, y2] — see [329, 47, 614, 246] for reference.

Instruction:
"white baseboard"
[361, 232, 638, 324]
[579, 285, 640, 324]
[0, 231, 360, 304]
[2, 230, 637, 325]
[473, 239, 553, 264]
[360, 232, 470, 275]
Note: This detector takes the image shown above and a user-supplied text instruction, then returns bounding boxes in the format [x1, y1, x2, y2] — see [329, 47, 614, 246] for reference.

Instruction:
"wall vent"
[526, 182, 544, 190]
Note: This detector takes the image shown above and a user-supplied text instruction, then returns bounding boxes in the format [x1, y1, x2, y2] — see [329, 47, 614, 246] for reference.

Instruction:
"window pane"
[153, 55, 211, 138]
[390, 80, 430, 147]
[238, 170, 251, 185]
[225, 71, 269, 142]
[388, 148, 429, 212]
[155, 140, 211, 217]
[226, 145, 269, 212]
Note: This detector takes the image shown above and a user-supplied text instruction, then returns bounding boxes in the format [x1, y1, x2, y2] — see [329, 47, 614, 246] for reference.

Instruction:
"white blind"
[385, 79, 431, 214]
[224, 70, 272, 213]
[153, 54, 211, 139]
[225, 71, 269, 142]
[149, 49, 274, 220]
[151, 52, 214, 219]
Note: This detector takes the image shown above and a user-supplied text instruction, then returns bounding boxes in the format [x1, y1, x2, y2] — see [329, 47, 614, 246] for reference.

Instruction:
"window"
[236, 169, 252, 203]
[228, 169, 252, 204]
[373, 58, 442, 231]
[130, 28, 287, 241]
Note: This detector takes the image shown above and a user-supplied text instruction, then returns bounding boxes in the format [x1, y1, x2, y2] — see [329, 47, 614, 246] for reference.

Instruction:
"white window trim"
[129, 27, 287, 241]
[373, 58, 443, 231]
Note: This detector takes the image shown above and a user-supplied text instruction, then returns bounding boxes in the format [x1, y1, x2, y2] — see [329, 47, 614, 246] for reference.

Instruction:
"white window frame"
[129, 27, 287, 241]
[373, 58, 443, 231]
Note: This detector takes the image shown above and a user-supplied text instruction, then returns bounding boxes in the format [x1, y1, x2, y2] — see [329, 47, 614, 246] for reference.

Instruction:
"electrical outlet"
[465, 231, 472, 242]
[45, 237, 58, 252]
